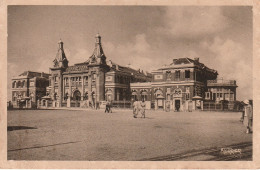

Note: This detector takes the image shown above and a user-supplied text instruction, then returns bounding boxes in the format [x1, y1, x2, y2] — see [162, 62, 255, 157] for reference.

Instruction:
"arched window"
[12, 81, 16, 88]
[64, 92, 69, 101]
[131, 91, 138, 101]
[17, 81, 21, 88]
[141, 90, 148, 101]
[73, 90, 81, 101]
[54, 93, 57, 100]
[154, 89, 163, 98]
[84, 92, 88, 100]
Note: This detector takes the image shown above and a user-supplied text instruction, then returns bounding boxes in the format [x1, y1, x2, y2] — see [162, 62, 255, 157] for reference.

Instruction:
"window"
[84, 92, 88, 100]
[12, 81, 16, 88]
[175, 70, 180, 79]
[185, 70, 190, 79]
[205, 92, 210, 99]
[220, 93, 223, 98]
[230, 93, 234, 101]
[186, 86, 190, 93]
[141, 91, 148, 101]
[166, 71, 171, 80]
[186, 93, 190, 100]
[217, 93, 220, 98]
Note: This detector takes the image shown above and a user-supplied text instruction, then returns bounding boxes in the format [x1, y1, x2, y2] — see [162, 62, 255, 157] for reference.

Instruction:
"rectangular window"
[175, 70, 180, 79]
[186, 93, 190, 100]
[220, 93, 223, 98]
[217, 93, 220, 98]
[185, 70, 190, 79]
[230, 93, 234, 101]
[205, 92, 210, 99]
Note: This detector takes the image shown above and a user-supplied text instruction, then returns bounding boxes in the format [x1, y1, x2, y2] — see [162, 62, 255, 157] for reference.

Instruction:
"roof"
[157, 57, 218, 75]
[107, 60, 152, 78]
[53, 39, 69, 68]
[18, 71, 50, 79]
[65, 64, 89, 73]
[75, 34, 106, 66]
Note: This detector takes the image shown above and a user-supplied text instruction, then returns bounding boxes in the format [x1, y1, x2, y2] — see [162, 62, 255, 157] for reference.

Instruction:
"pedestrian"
[105, 100, 112, 113]
[243, 99, 253, 134]
[105, 100, 110, 113]
[109, 100, 113, 113]
[240, 101, 245, 122]
[140, 99, 146, 118]
[133, 99, 139, 118]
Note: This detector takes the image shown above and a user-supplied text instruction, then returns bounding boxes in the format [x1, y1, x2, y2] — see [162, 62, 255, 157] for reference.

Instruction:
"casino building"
[47, 34, 151, 108]
[130, 57, 221, 111]
[11, 33, 238, 111]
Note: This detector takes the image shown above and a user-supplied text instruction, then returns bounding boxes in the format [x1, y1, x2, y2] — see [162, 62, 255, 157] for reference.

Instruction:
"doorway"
[175, 100, 180, 111]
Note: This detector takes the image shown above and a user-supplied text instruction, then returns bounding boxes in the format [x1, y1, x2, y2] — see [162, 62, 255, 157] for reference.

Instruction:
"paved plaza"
[7, 109, 252, 161]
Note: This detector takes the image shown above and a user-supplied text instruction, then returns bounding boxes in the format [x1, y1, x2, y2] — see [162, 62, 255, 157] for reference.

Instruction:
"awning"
[192, 96, 203, 100]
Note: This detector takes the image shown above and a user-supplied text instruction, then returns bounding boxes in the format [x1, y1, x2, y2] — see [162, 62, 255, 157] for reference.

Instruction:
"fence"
[111, 100, 132, 109]
[203, 102, 243, 112]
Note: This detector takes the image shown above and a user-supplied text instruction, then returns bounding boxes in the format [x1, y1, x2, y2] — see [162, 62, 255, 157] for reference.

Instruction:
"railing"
[203, 102, 242, 112]
[111, 100, 132, 109]
[207, 79, 236, 86]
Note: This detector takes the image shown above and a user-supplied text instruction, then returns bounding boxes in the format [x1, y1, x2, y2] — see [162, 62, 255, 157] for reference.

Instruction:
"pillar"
[51, 76, 55, 100]
[67, 97, 71, 107]
[81, 75, 84, 101]
[88, 73, 92, 104]
[69, 77, 72, 99]
[58, 72, 63, 107]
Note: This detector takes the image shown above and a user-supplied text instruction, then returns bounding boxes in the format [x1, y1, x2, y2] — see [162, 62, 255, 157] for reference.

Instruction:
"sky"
[7, 6, 253, 101]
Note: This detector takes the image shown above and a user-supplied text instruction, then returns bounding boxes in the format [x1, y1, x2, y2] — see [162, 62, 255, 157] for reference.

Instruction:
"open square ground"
[7, 109, 252, 161]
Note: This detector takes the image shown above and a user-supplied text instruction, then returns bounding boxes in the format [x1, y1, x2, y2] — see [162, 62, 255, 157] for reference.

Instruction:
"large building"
[11, 71, 50, 108]
[47, 34, 151, 108]
[131, 57, 220, 111]
[11, 34, 238, 111]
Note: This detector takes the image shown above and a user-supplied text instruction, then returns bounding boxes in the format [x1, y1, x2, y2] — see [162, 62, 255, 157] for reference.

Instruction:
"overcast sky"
[7, 6, 252, 100]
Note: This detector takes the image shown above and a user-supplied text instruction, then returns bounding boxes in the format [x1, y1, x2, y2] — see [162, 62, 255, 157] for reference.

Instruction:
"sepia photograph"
[1, 2, 258, 168]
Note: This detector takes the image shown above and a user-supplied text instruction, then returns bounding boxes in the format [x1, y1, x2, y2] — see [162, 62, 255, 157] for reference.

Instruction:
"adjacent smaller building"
[11, 71, 50, 108]
[205, 78, 237, 102]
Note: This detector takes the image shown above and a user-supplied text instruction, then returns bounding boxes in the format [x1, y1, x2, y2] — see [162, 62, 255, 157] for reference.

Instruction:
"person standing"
[140, 99, 146, 118]
[133, 99, 139, 118]
[243, 99, 253, 134]
[105, 100, 110, 113]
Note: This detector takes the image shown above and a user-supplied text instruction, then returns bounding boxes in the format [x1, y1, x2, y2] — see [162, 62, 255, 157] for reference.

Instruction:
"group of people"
[133, 99, 146, 118]
[240, 99, 253, 134]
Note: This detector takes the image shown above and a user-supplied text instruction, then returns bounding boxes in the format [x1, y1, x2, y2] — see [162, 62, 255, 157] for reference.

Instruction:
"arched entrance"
[73, 90, 81, 107]
[73, 90, 81, 101]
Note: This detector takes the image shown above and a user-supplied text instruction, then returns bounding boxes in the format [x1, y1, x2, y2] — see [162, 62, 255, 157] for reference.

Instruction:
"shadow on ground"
[7, 126, 37, 131]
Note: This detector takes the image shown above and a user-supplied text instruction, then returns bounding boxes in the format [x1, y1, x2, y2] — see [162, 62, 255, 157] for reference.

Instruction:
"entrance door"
[73, 90, 81, 107]
[175, 100, 180, 111]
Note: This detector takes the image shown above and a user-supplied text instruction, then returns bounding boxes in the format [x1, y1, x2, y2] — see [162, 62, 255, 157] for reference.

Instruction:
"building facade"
[11, 34, 238, 111]
[11, 71, 50, 108]
[47, 34, 151, 108]
[131, 58, 219, 111]
[205, 79, 237, 102]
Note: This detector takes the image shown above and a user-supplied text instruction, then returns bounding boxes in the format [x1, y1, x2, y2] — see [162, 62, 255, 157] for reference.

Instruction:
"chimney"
[194, 57, 199, 62]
